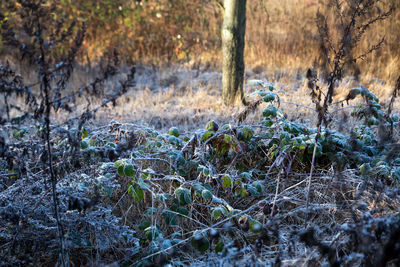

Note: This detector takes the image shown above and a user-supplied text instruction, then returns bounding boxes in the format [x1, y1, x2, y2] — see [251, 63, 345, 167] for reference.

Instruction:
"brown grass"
[2, 61, 397, 133]
[3, 0, 397, 83]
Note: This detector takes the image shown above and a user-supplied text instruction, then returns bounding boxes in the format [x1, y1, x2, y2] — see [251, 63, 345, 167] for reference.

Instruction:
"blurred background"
[1, 0, 398, 79]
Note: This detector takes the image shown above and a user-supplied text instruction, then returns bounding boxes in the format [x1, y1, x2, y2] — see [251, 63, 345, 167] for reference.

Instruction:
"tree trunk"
[222, 0, 246, 105]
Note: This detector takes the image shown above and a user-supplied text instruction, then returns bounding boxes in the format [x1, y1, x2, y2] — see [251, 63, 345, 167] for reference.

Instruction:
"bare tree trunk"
[222, 0, 246, 105]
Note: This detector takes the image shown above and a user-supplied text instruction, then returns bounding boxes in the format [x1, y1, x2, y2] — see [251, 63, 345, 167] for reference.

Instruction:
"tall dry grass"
[244, 0, 399, 81]
[1, 0, 398, 81]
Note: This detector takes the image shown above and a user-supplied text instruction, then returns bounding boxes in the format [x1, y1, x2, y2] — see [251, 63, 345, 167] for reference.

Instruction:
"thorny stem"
[4, 94, 10, 120]
[305, 124, 321, 226]
[37, 15, 66, 267]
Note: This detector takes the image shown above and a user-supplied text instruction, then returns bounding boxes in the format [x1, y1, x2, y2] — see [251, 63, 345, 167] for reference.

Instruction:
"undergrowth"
[0, 0, 399, 266]
[58, 79, 399, 265]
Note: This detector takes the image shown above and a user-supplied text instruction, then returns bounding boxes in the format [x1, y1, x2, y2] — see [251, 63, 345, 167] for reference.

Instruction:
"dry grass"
[3, 0, 397, 83]
[95, 64, 398, 133]
[218, 0, 400, 83]
[2, 61, 397, 133]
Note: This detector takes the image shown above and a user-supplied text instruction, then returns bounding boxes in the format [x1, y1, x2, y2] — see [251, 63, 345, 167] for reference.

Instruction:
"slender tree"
[222, 0, 246, 105]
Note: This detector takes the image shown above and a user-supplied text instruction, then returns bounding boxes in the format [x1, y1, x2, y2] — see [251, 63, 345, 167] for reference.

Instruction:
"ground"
[1, 63, 399, 266]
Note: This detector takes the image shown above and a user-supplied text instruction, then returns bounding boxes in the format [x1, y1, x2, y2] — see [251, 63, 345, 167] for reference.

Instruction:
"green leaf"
[201, 189, 213, 200]
[202, 130, 214, 141]
[252, 181, 265, 194]
[223, 134, 232, 143]
[250, 220, 262, 234]
[81, 128, 89, 138]
[162, 210, 177, 225]
[220, 206, 229, 216]
[240, 172, 252, 181]
[130, 184, 144, 202]
[144, 207, 157, 216]
[144, 226, 160, 241]
[139, 219, 151, 230]
[80, 140, 88, 149]
[215, 240, 224, 253]
[247, 79, 269, 87]
[221, 123, 232, 130]
[221, 175, 232, 188]
[124, 164, 135, 177]
[359, 163, 371, 175]
[161, 239, 173, 253]
[193, 183, 205, 192]
[263, 104, 278, 118]
[88, 138, 95, 146]
[155, 193, 173, 204]
[205, 120, 219, 131]
[177, 207, 189, 216]
[211, 206, 228, 220]
[247, 184, 259, 196]
[263, 92, 275, 102]
[168, 127, 180, 137]
[138, 178, 150, 190]
[168, 135, 182, 146]
[263, 117, 274, 127]
[367, 117, 379, 126]
[241, 126, 254, 139]
[175, 187, 192, 205]
[183, 189, 192, 204]
[198, 165, 211, 176]
[191, 231, 210, 253]
[211, 208, 222, 220]
[240, 189, 249, 198]
[117, 165, 125, 176]
[114, 159, 124, 168]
